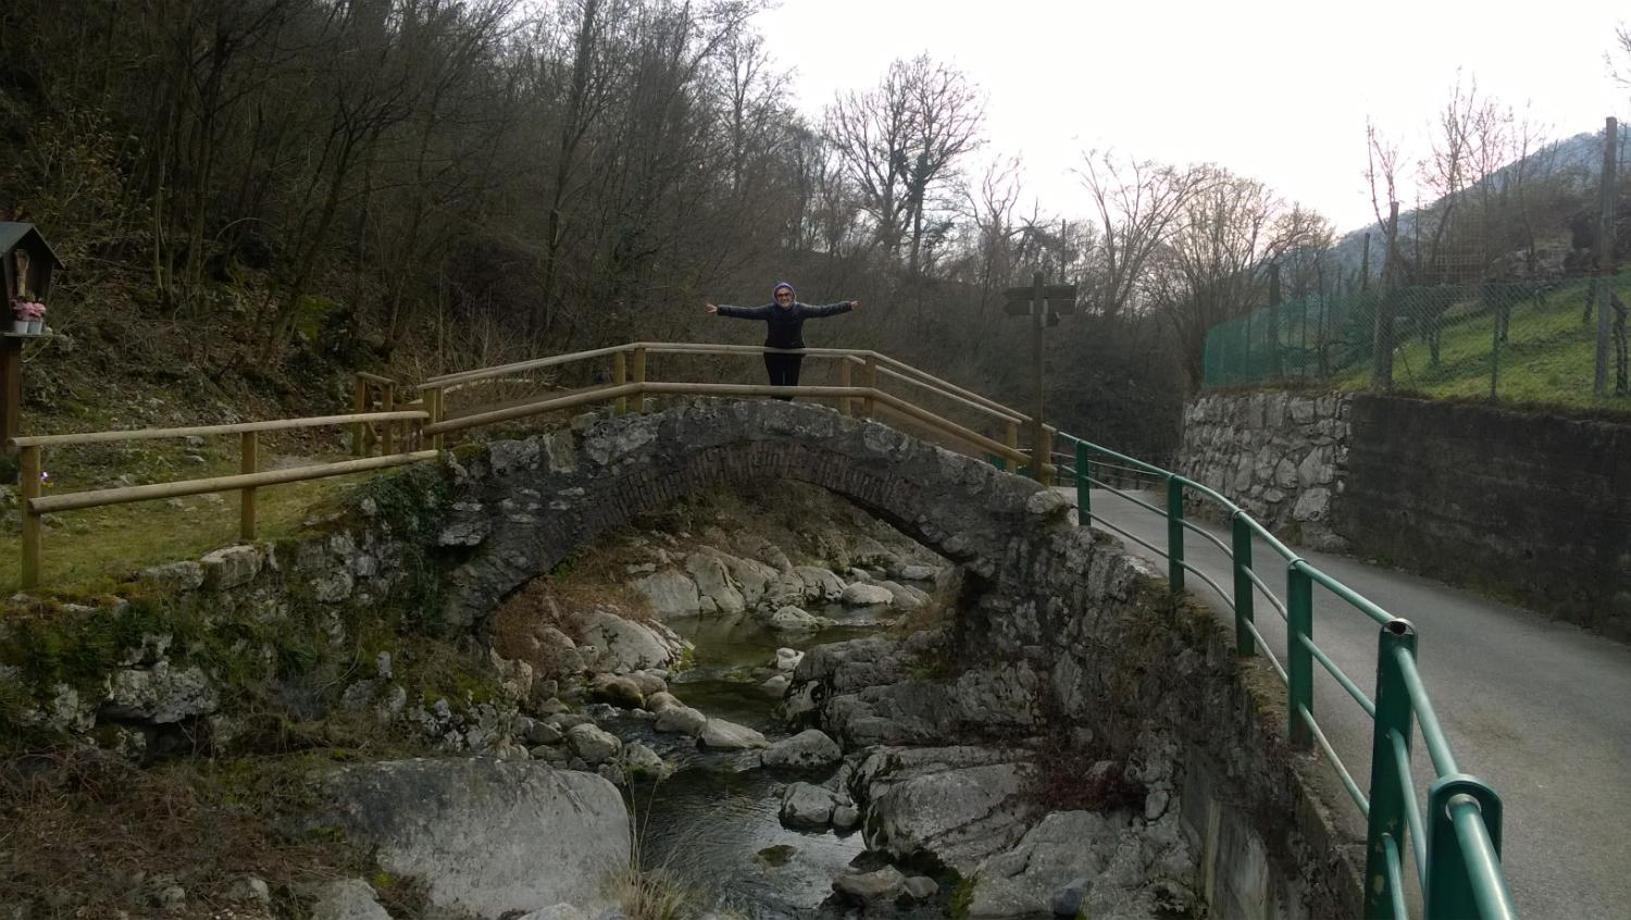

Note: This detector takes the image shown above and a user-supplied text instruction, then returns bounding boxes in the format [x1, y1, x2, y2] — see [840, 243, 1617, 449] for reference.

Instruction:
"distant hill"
[1327, 129, 1611, 286]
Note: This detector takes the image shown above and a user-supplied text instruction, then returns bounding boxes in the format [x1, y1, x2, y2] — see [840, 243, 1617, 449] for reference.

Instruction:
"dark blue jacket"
[716, 300, 853, 349]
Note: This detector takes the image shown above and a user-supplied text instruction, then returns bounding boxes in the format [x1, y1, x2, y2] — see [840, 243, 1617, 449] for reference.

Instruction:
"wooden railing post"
[424, 385, 445, 450]
[380, 385, 395, 456]
[240, 431, 258, 541]
[632, 347, 647, 413]
[20, 444, 40, 588]
[838, 359, 853, 416]
[351, 377, 368, 456]
[861, 356, 878, 418]
[1039, 426, 1055, 484]
[614, 349, 628, 415]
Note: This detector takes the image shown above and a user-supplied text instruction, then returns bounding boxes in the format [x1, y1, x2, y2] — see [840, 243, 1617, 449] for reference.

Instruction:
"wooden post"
[632, 347, 648, 413]
[838, 359, 853, 416]
[351, 376, 368, 456]
[1596, 116, 1618, 397]
[0, 337, 23, 452]
[861, 356, 878, 418]
[240, 431, 258, 541]
[1005, 421, 1019, 455]
[380, 385, 395, 456]
[614, 350, 628, 415]
[1043, 424, 1056, 482]
[20, 444, 40, 588]
[425, 385, 445, 450]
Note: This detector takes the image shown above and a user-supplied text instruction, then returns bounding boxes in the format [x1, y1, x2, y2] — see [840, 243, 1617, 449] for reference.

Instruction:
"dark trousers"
[764, 353, 803, 400]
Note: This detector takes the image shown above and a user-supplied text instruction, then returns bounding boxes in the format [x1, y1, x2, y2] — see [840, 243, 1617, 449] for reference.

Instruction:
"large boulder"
[703, 548, 780, 607]
[320, 759, 629, 918]
[852, 746, 1041, 875]
[684, 553, 746, 615]
[831, 866, 907, 904]
[578, 609, 687, 672]
[781, 781, 846, 829]
[698, 718, 768, 750]
[306, 879, 391, 920]
[764, 606, 834, 632]
[633, 569, 700, 618]
[566, 723, 623, 765]
[963, 811, 1124, 918]
[840, 583, 895, 607]
[762, 729, 842, 769]
[102, 662, 219, 724]
[654, 705, 707, 736]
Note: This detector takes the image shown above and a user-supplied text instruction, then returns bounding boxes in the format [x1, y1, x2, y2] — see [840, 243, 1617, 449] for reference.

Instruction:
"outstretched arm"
[707, 302, 770, 319]
[804, 300, 860, 318]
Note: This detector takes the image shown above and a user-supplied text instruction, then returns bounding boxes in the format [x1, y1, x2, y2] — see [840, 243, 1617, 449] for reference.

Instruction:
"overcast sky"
[755, 0, 1631, 233]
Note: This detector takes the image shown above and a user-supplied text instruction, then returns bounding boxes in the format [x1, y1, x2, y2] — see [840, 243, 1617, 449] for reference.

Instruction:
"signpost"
[1003, 272, 1076, 481]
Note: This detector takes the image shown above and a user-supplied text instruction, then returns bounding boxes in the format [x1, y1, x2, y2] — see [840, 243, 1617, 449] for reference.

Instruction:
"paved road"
[1074, 487, 1631, 919]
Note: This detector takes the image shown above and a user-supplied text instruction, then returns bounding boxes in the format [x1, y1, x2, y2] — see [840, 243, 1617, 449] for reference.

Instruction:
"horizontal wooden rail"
[871, 363, 1027, 425]
[425, 382, 642, 436]
[423, 344, 630, 388]
[354, 371, 398, 385]
[635, 341, 866, 359]
[30, 450, 438, 515]
[868, 390, 1029, 467]
[12, 410, 428, 449]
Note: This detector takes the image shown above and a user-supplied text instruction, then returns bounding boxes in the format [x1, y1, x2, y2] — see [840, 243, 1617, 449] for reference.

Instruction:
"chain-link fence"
[1202, 271, 1631, 403]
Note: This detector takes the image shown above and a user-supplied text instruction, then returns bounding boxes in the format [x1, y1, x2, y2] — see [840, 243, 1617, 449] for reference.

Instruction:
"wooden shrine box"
[0, 223, 64, 450]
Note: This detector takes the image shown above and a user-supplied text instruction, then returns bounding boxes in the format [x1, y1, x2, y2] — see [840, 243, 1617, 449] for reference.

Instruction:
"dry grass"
[1031, 737, 1148, 814]
[0, 746, 397, 919]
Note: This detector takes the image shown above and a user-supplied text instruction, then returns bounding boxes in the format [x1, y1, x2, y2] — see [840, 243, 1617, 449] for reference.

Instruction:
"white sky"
[755, 0, 1631, 233]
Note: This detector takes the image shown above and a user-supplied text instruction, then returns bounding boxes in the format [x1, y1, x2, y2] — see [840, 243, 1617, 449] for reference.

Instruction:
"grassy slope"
[1330, 275, 1631, 410]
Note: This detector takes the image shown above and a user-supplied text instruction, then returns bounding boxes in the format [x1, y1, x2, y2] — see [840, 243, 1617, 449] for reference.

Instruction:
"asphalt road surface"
[1074, 486, 1631, 919]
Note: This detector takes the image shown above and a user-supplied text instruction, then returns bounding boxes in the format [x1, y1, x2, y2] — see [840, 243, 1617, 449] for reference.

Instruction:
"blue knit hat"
[771, 281, 795, 300]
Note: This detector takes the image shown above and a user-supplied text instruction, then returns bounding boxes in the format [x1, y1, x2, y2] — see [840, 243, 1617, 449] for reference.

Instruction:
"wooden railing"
[10, 341, 1057, 588]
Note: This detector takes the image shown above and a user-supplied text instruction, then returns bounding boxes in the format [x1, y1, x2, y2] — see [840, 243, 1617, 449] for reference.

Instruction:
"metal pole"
[1166, 476, 1185, 593]
[1363, 620, 1418, 919]
[1288, 564, 1314, 749]
[1075, 440, 1091, 523]
[1231, 515, 1255, 656]
[1031, 271, 1045, 482]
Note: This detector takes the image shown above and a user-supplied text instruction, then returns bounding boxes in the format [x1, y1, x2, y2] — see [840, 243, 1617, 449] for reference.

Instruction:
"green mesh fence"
[1202, 271, 1631, 404]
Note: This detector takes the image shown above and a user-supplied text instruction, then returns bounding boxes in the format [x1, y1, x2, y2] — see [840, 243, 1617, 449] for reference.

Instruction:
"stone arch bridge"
[433, 398, 1083, 633]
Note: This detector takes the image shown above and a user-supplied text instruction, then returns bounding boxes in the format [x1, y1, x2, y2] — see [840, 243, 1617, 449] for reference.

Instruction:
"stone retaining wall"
[1177, 389, 1631, 639]
[1176, 391, 1351, 550]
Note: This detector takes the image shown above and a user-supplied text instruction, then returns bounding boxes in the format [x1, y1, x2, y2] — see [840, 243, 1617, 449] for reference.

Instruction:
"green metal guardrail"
[1049, 435, 1517, 920]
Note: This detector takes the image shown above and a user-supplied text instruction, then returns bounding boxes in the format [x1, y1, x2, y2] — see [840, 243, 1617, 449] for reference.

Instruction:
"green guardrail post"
[1075, 441, 1090, 524]
[1165, 476, 1184, 593]
[1363, 619, 1418, 919]
[990, 453, 1006, 471]
[1427, 775, 1511, 920]
[1287, 563, 1313, 749]
[1231, 514, 1255, 656]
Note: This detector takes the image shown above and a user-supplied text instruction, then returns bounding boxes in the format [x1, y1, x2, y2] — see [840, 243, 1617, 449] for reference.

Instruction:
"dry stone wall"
[1177, 391, 1351, 550]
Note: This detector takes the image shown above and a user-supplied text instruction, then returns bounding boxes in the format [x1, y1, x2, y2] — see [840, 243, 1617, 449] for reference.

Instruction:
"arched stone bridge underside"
[434, 399, 1080, 631]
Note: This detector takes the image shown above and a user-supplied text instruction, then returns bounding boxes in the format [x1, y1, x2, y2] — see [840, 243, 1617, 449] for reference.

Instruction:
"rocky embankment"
[3, 403, 1336, 919]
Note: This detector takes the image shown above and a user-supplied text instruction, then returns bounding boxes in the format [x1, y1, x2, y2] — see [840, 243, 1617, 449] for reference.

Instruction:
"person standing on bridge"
[706, 282, 860, 399]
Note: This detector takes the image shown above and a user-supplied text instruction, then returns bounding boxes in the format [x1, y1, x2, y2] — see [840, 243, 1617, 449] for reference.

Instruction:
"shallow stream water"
[610, 602, 955, 919]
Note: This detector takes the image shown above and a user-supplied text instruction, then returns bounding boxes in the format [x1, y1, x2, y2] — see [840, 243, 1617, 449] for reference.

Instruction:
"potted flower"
[9, 298, 44, 334]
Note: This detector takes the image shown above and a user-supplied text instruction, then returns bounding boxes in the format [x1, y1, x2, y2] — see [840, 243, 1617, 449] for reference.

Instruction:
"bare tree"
[825, 54, 983, 277]
[1076, 151, 1204, 319]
